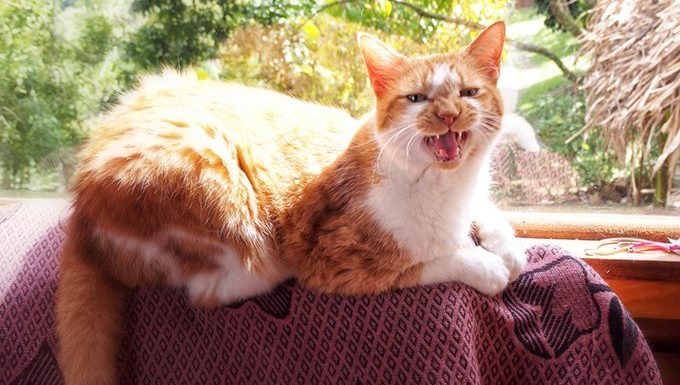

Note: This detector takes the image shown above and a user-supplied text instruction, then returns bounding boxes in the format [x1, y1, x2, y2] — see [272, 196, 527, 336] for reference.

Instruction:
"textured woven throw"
[0, 201, 662, 384]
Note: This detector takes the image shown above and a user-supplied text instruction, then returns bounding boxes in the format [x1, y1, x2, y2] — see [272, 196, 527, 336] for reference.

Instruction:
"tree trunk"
[1, 168, 10, 190]
[655, 147, 680, 206]
[549, 0, 584, 37]
[508, 40, 580, 82]
[653, 160, 669, 206]
[630, 164, 640, 205]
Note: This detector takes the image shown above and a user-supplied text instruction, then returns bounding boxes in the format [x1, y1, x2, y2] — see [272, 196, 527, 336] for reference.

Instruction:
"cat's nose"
[438, 112, 457, 128]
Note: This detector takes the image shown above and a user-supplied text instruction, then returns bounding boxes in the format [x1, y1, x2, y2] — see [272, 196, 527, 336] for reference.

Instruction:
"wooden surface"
[508, 211, 680, 242]
[636, 318, 680, 351]
[654, 351, 680, 385]
[639, 320, 680, 384]
[605, 279, 680, 320]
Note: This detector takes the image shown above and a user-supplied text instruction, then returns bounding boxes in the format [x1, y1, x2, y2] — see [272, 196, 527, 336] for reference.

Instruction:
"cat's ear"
[357, 33, 405, 97]
[463, 21, 505, 83]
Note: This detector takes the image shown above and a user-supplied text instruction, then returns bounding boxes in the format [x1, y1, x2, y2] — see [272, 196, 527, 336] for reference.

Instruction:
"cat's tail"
[56, 237, 127, 385]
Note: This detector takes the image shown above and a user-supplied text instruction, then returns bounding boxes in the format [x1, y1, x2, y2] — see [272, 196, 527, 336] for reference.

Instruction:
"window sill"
[506, 210, 680, 242]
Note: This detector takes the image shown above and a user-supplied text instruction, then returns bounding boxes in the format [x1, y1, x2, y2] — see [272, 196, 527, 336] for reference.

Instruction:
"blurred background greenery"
[0, 0, 677, 211]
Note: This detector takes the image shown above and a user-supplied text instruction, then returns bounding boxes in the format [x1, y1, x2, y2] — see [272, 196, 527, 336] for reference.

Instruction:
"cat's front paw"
[496, 240, 527, 282]
[469, 251, 510, 296]
[480, 238, 527, 282]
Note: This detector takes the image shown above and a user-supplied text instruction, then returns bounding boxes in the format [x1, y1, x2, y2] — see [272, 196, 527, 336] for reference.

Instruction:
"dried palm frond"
[580, 0, 680, 173]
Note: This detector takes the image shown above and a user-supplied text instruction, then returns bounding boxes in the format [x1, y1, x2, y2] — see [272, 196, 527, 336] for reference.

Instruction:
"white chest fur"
[366, 156, 490, 262]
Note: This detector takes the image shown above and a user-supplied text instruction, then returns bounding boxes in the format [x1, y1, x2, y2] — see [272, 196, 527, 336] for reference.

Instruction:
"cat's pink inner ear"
[464, 21, 505, 82]
[357, 33, 405, 97]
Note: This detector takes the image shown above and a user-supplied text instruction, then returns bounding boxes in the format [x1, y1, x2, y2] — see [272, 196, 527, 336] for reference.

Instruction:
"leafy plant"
[125, 0, 312, 70]
[0, 0, 128, 189]
[533, 0, 591, 33]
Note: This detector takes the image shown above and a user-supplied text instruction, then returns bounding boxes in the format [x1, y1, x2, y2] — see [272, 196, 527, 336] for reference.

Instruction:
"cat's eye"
[460, 88, 479, 97]
[406, 94, 428, 103]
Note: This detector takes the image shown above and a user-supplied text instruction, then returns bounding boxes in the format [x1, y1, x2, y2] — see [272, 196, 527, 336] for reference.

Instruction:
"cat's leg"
[300, 247, 509, 297]
[474, 200, 527, 281]
[419, 246, 511, 295]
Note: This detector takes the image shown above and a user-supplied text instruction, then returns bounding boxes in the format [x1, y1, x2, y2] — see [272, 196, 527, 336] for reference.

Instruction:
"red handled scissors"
[585, 237, 680, 256]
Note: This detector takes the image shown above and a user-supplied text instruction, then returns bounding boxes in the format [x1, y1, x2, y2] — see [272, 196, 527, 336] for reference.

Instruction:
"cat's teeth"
[435, 135, 440, 139]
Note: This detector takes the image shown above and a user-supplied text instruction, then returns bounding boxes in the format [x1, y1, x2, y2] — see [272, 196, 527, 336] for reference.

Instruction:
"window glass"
[1, 1, 677, 215]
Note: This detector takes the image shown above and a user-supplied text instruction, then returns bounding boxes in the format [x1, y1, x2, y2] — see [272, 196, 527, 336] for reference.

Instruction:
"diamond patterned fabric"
[0, 201, 662, 385]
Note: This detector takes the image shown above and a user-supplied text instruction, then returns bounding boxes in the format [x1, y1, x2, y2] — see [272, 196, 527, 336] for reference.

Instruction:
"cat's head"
[358, 22, 505, 171]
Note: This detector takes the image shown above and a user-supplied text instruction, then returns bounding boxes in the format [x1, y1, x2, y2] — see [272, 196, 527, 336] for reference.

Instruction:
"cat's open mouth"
[424, 130, 470, 162]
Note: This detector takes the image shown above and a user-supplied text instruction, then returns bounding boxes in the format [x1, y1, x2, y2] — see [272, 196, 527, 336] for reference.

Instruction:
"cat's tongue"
[432, 131, 459, 161]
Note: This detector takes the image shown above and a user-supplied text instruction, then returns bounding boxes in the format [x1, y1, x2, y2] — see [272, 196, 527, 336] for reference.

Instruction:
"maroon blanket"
[1, 201, 662, 384]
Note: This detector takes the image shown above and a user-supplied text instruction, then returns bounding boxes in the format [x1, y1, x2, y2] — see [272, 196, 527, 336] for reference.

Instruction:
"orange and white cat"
[56, 22, 525, 385]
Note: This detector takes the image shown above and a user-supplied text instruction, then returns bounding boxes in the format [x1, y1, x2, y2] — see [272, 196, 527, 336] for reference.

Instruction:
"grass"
[529, 26, 580, 67]
[516, 75, 568, 112]
[516, 75, 583, 150]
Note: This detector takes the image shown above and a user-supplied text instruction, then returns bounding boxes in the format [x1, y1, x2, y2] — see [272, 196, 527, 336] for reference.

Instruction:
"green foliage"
[518, 75, 617, 188]
[507, 7, 581, 70]
[125, 0, 311, 70]
[0, 0, 510, 190]
[533, 0, 590, 33]
[327, 0, 505, 43]
[523, 21, 579, 67]
[125, 0, 507, 72]
[220, 16, 375, 116]
[0, 0, 128, 189]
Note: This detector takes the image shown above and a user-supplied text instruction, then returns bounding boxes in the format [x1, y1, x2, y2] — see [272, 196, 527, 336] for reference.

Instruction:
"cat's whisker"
[475, 125, 496, 137]
[376, 124, 416, 161]
[374, 123, 417, 179]
[384, 125, 419, 187]
[386, 133, 409, 186]
[402, 131, 425, 182]
[405, 131, 421, 161]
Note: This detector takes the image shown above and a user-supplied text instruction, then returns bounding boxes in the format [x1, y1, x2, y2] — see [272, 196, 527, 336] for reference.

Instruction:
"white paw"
[497, 241, 527, 282]
[468, 251, 510, 296]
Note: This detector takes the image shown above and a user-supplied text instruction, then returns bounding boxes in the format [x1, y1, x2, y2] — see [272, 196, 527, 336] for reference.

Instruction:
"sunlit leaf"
[300, 63, 314, 75]
[196, 68, 210, 80]
[302, 21, 320, 42]
[376, 0, 392, 17]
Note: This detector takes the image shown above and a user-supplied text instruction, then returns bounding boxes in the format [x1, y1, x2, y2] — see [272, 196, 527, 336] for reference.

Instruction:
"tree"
[0, 0, 125, 189]
[123, 0, 510, 71]
[534, 0, 590, 36]
[125, 0, 309, 71]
